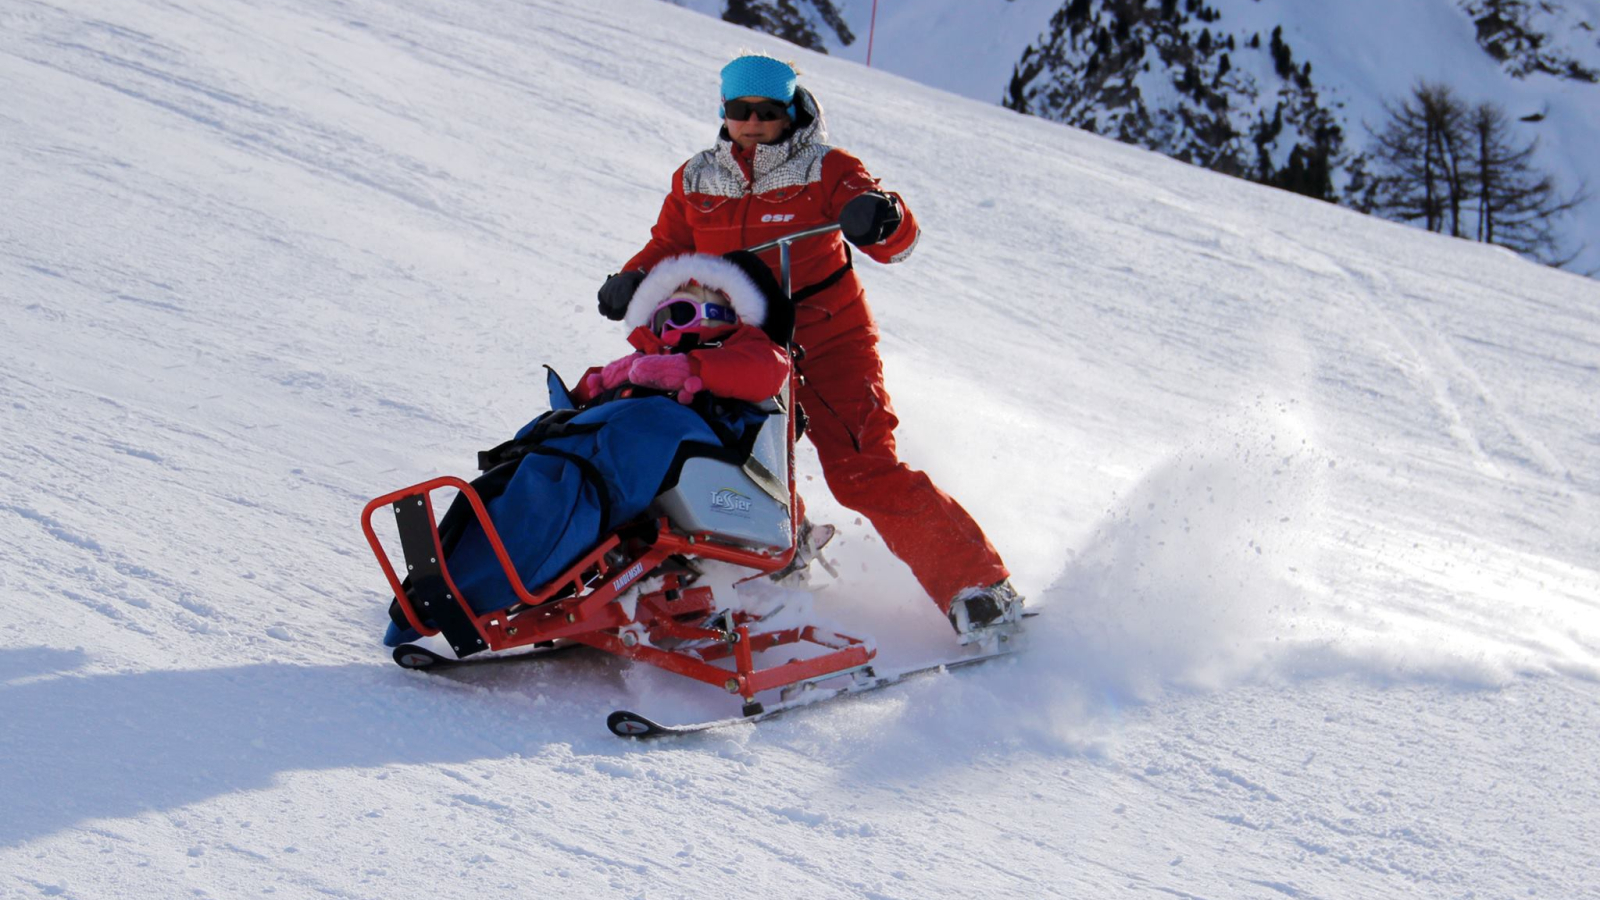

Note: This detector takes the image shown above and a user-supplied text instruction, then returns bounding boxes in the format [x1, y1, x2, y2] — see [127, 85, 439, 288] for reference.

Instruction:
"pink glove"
[587, 353, 639, 396]
[675, 376, 705, 405]
[628, 354, 703, 404]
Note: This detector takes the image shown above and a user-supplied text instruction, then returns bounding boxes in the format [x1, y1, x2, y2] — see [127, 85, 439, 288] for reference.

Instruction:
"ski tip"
[392, 644, 450, 670]
[607, 710, 665, 739]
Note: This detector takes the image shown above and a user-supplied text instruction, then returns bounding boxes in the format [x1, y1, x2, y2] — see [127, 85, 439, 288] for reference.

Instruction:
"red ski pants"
[795, 330, 1009, 611]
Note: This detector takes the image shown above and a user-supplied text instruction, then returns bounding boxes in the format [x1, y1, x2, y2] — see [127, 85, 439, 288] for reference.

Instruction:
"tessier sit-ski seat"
[359, 226, 875, 717]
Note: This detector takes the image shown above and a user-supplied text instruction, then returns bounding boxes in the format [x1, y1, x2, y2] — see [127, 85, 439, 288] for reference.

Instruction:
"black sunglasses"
[724, 98, 790, 122]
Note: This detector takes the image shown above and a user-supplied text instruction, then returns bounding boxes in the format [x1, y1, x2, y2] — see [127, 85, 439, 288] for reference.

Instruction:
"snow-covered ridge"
[3, 0, 1599, 896]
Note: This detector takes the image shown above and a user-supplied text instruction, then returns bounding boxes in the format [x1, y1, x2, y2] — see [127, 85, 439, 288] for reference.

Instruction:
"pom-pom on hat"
[720, 54, 797, 118]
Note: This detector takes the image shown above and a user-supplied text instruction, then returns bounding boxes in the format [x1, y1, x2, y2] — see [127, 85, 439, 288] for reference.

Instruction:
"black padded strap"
[790, 247, 853, 305]
[478, 410, 602, 471]
[393, 493, 487, 658]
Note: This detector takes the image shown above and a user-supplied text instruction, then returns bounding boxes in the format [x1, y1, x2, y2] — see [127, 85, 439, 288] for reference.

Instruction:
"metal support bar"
[741, 223, 841, 296]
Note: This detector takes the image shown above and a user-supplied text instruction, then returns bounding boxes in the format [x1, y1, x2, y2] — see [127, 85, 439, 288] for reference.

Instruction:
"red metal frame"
[358, 376, 876, 710]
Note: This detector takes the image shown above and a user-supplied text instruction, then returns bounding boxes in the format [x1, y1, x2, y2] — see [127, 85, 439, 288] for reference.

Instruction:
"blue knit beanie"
[720, 55, 797, 119]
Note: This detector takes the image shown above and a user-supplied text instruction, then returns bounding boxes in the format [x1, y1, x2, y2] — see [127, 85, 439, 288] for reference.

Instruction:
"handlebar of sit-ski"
[743, 224, 842, 297]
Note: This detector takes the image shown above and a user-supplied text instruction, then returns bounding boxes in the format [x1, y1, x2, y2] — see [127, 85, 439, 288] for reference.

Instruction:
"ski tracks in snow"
[1321, 250, 1600, 591]
[10, 3, 480, 236]
[1333, 257, 1575, 485]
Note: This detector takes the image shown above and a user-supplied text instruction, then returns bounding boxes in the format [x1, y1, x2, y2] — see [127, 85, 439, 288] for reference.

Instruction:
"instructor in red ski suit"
[597, 54, 1020, 636]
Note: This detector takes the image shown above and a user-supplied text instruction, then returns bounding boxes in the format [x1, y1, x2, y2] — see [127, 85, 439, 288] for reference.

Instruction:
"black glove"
[597, 270, 646, 321]
[839, 192, 902, 247]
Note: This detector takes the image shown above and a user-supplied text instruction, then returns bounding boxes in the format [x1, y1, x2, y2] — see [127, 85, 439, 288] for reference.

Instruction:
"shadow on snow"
[0, 646, 628, 846]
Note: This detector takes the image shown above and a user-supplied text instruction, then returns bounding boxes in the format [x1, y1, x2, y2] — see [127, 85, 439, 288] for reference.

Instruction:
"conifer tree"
[1368, 82, 1466, 234]
[1468, 101, 1586, 261]
[1368, 82, 1583, 265]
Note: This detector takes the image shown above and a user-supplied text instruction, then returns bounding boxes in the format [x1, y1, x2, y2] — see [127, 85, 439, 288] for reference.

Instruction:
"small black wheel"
[741, 701, 765, 717]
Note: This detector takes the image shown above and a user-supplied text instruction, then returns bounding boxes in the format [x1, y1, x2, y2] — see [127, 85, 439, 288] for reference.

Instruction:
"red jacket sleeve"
[568, 365, 604, 405]
[623, 164, 698, 273]
[820, 151, 921, 264]
[688, 325, 791, 402]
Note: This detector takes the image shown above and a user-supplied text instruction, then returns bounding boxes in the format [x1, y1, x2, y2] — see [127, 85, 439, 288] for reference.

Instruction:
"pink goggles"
[651, 298, 739, 333]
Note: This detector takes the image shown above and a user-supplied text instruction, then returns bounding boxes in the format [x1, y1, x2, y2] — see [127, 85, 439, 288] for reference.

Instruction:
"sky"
[2, 0, 1599, 897]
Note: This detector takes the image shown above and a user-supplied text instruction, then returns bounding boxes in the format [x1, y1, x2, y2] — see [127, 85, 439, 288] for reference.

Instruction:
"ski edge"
[606, 643, 1022, 739]
[391, 640, 577, 671]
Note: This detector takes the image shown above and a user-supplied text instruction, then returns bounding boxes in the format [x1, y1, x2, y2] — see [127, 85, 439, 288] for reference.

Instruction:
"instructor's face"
[725, 96, 790, 150]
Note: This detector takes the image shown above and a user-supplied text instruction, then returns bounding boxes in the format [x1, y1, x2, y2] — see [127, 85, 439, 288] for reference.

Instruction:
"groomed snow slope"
[2, 0, 1599, 897]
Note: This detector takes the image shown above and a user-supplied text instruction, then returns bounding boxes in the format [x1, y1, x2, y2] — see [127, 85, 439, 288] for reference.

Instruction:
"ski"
[391, 640, 579, 671]
[606, 641, 1023, 739]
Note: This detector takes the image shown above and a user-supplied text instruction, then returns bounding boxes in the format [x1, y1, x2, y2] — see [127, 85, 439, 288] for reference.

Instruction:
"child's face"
[652, 284, 739, 345]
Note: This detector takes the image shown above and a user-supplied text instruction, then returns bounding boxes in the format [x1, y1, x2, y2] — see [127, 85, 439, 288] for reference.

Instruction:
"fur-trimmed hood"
[624, 253, 769, 330]
[623, 252, 794, 349]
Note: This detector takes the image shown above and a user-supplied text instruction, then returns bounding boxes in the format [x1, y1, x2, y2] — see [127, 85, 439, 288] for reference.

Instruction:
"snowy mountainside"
[1003, 1, 1351, 199]
[1463, 0, 1600, 80]
[4, 0, 1600, 897]
[682, 0, 1600, 272]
